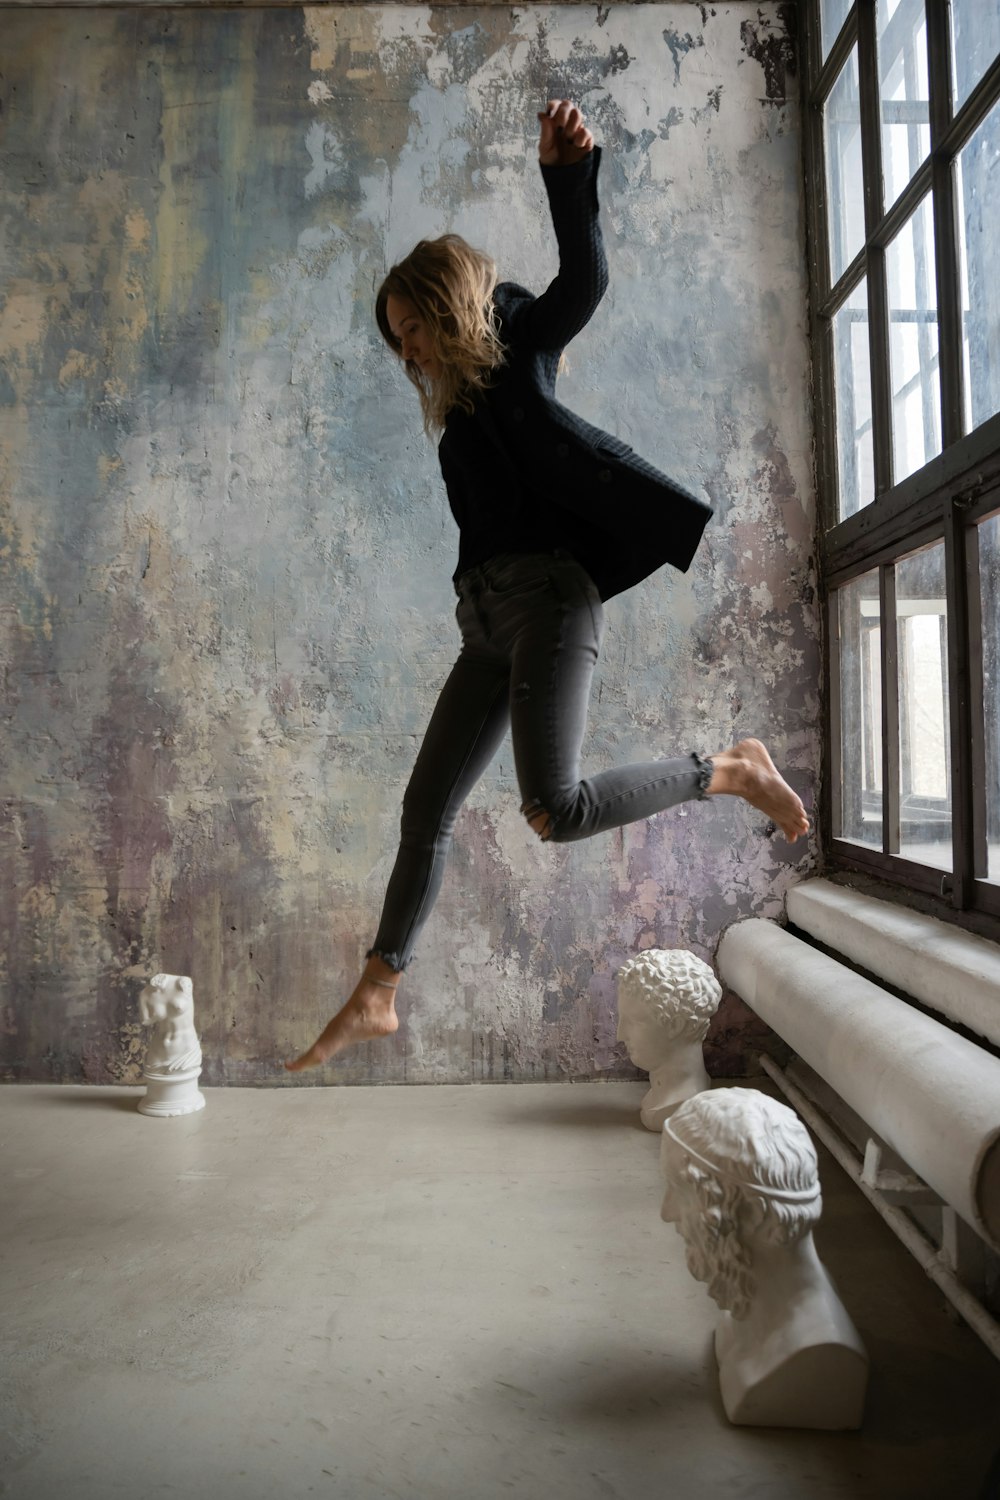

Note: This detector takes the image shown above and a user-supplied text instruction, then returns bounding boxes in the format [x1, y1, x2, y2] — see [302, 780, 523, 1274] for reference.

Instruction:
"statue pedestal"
[641, 1098, 680, 1133]
[138, 1065, 206, 1117]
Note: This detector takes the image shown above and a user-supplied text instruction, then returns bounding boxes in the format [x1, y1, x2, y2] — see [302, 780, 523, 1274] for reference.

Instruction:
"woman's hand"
[537, 99, 594, 167]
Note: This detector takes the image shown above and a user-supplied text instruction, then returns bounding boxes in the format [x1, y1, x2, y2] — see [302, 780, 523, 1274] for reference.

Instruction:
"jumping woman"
[285, 101, 808, 1073]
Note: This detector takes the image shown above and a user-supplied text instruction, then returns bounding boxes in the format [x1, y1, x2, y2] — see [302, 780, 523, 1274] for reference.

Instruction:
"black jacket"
[438, 146, 713, 602]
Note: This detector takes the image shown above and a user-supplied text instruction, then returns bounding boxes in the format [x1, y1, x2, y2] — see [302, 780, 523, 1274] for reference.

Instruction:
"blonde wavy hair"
[375, 234, 508, 434]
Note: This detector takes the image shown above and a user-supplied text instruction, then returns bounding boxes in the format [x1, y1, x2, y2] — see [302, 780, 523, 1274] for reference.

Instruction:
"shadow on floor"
[505, 1098, 651, 1133]
[979, 1446, 1000, 1500]
[44, 1090, 146, 1113]
[517, 1337, 997, 1500]
[858, 1332, 1000, 1448]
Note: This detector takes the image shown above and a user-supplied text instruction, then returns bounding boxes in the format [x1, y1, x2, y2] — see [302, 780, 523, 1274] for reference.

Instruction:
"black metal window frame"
[801, 0, 1000, 931]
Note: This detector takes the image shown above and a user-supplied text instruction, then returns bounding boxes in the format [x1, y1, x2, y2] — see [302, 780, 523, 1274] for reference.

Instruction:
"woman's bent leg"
[367, 647, 511, 969]
[509, 560, 807, 844]
[509, 561, 712, 843]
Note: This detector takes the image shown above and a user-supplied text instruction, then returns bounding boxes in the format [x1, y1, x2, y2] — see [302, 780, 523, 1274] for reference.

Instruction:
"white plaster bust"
[139, 973, 202, 1072]
[616, 949, 722, 1130]
[137, 973, 205, 1117]
[660, 1088, 868, 1429]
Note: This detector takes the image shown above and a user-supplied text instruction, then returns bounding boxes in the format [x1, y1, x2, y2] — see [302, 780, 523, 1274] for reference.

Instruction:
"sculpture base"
[641, 1065, 711, 1132]
[138, 1067, 206, 1117]
[641, 1099, 682, 1132]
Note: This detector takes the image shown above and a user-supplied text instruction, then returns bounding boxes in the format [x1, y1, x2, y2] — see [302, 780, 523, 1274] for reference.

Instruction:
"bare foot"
[284, 964, 401, 1072]
[705, 738, 809, 843]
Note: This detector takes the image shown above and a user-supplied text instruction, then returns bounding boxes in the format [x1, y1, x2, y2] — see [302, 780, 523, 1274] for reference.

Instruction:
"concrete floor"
[2, 1082, 999, 1500]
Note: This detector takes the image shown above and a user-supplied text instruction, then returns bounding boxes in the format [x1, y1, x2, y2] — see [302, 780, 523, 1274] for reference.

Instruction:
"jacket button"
[512, 407, 525, 422]
[556, 442, 569, 458]
[598, 468, 613, 483]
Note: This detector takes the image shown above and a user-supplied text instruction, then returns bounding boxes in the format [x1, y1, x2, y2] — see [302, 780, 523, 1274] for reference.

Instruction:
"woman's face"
[385, 293, 442, 381]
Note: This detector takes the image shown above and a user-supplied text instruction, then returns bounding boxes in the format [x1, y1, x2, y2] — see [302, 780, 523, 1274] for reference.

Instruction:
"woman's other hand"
[537, 99, 594, 167]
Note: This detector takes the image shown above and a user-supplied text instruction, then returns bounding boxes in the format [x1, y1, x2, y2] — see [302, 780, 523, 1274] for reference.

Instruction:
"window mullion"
[881, 561, 901, 853]
[857, 0, 885, 237]
[926, 0, 953, 144]
[858, 3, 893, 497]
[962, 514, 989, 882]
[927, 0, 964, 450]
[805, 1, 838, 532]
[828, 589, 844, 842]
[943, 503, 973, 904]
[867, 244, 894, 495]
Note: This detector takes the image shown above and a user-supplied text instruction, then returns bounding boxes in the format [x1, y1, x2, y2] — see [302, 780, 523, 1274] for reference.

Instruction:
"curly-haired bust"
[660, 1088, 868, 1429]
[616, 949, 722, 1131]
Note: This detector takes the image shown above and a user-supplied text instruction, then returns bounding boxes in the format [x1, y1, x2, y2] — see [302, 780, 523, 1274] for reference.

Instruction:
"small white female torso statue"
[137, 974, 205, 1117]
[616, 949, 722, 1131]
[660, 1087, 868, 1429]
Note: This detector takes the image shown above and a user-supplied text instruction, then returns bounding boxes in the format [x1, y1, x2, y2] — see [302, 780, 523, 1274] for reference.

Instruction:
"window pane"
[878, 0, 930, 210]
[886, 196, 941, 483]
[825, 46, 866, 284]
[821, 0, 854, 61]
[895, 543, 951, 870]
[950, 0, 1000, 113]
[979, 513, 1000, 885]
[957, 102, 1000, 434]
[832, 280, 875, 519]
[837, 570, 883, 848]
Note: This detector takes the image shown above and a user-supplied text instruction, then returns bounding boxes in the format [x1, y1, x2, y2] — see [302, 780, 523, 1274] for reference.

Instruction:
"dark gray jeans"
[368, 551, 713, 971]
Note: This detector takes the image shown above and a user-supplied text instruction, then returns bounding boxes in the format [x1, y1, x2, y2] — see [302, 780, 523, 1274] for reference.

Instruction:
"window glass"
[979, 512, 1000, 884]
[957, 102, 1000, 434]
[825, 46, 866, 284]
[837, 570, 883, 848]
[886, 195, 941, 483]
[878, 0, 930, 210]
[832, 280, 875, 519]
[895, 543, 951, 870]
[821, 0, 854, 61]
[950, 0, 1000, 113]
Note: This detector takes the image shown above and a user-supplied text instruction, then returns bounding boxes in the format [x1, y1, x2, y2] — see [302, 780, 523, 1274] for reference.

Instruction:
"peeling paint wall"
[0, 5, 818, 1086]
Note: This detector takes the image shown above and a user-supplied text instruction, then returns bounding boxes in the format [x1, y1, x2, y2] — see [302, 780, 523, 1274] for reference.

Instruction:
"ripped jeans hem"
[365, 948, 410, 974]
[526, 750, 716, 841]
[692, 751, 715, 800]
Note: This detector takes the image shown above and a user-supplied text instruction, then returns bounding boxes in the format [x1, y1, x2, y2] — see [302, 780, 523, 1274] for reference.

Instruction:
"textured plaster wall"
[0, 4, 817, 1086]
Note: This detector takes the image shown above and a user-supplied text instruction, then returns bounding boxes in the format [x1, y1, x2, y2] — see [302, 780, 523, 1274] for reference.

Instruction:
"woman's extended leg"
[285, 640, 510, 1071]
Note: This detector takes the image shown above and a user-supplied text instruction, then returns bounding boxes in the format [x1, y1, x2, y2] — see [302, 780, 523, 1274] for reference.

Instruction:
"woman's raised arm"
[503, 100, 609, 353]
